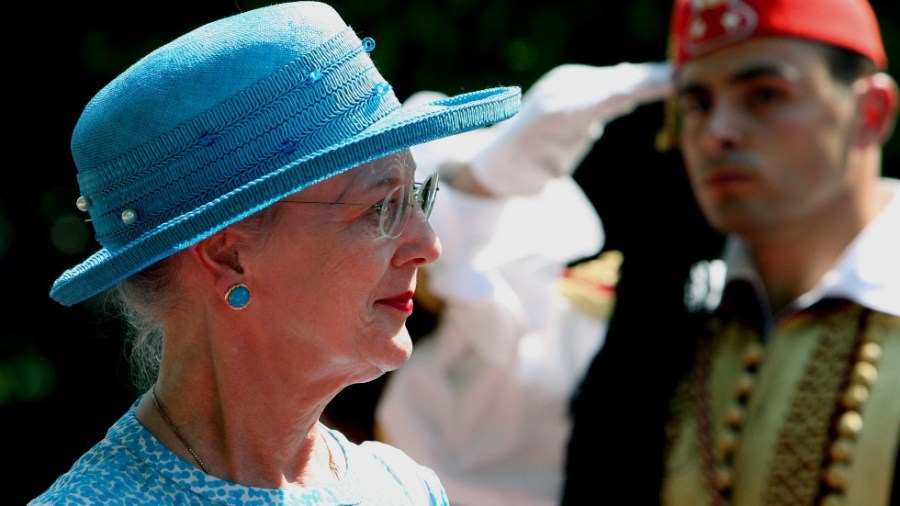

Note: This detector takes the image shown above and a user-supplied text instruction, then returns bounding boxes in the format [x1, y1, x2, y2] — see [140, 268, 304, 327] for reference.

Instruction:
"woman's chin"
[378, 326, 414, 372]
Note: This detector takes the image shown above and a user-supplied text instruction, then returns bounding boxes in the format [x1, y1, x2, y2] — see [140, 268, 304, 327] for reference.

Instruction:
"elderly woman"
[31, 2, 519, 504]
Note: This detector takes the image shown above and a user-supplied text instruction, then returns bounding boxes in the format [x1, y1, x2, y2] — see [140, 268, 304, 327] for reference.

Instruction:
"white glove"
[469, 62, 673, 196]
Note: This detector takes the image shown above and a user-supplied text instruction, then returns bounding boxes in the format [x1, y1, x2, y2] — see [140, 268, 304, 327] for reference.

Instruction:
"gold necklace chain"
[151, 385, 341, 481]
[151, 385, 209, 474]
[319, 426, 341, 480]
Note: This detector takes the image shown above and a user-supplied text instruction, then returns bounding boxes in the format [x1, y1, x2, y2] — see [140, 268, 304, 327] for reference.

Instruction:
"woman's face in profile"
[240, 150, 442, 385]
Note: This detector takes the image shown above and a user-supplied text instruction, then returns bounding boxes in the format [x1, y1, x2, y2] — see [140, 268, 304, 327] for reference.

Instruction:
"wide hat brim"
[50, 86, 521, 306]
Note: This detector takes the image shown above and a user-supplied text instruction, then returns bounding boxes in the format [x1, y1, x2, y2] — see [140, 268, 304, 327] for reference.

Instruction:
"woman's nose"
[393, 210, 442, 267]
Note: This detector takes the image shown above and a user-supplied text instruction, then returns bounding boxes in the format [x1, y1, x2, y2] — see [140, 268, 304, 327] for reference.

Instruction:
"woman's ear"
[187, 228, 245, 286]
[855, 72, 899, 146]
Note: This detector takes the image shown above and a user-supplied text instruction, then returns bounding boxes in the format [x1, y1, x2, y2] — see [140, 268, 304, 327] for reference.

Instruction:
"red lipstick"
[378, 290, 415, 313]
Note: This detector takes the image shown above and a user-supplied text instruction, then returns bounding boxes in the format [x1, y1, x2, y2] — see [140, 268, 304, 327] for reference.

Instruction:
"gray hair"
[111, 206, 282, 391]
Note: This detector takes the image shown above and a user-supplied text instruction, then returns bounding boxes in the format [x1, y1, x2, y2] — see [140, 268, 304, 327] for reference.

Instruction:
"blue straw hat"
[50, 1, 521, 306]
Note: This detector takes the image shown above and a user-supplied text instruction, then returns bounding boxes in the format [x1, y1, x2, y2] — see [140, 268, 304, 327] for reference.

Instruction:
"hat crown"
[74, 1, 346, 170]
[71, 1, 395, 253]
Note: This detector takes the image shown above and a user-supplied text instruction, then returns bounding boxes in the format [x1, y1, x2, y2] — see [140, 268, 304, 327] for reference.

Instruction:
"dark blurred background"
[2, 1, 897, 503]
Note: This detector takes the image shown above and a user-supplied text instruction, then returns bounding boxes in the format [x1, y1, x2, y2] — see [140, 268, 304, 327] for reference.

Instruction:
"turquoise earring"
[225, 284, 251, 310]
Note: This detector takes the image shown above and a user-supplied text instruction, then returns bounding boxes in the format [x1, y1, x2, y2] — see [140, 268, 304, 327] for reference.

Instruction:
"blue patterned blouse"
[29, 399, 449, 505]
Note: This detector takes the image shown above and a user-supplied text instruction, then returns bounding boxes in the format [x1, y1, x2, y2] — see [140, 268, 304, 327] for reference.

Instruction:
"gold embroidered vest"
[663, 300, 900, 506]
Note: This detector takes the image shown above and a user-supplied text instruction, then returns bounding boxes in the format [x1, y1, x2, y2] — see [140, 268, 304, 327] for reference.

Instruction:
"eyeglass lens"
[380, 173, 439, 238]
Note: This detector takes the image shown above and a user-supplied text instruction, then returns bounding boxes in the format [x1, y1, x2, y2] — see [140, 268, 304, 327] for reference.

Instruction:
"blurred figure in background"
[565, 0, 900, 504]
[376, 61, 672, 506]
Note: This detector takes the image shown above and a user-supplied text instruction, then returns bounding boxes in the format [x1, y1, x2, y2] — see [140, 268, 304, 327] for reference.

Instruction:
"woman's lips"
[377, 291, 415, 313]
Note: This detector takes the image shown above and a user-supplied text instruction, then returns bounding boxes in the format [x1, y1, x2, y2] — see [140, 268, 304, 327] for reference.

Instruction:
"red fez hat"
[669, 0, 888, 69]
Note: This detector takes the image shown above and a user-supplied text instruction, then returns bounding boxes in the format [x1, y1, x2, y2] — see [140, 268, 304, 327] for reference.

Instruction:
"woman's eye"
[379, 196, 402, 217]
[368, 202, 386, 220]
